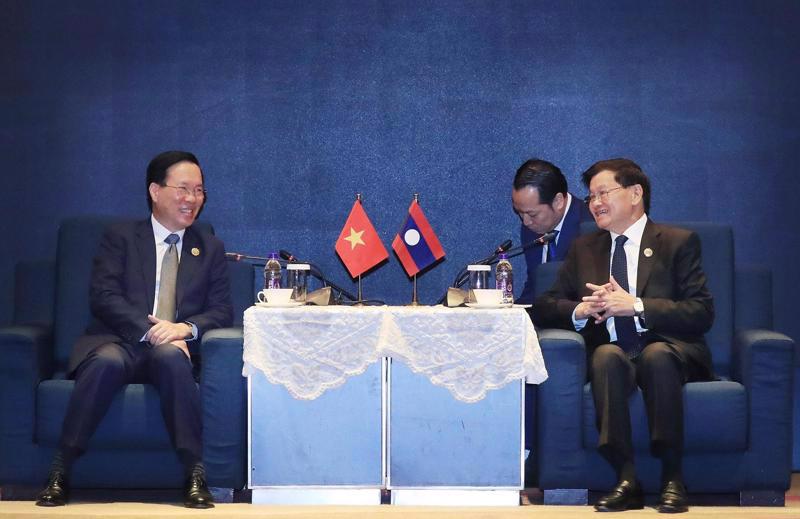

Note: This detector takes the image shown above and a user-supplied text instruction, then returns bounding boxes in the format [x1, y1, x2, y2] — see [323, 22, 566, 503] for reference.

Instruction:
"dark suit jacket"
[68, 219, 234, 374]
[532, 219, 714, 378]
[518, 193, 593, 303]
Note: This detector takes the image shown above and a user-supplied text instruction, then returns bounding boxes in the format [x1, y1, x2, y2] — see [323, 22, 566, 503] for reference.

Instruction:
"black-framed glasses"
[162, 184, 206, 198]
[583, 186, 624, 205]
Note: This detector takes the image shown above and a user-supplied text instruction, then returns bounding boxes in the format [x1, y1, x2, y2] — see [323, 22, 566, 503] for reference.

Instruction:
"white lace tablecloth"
[243, 305, 547, 403]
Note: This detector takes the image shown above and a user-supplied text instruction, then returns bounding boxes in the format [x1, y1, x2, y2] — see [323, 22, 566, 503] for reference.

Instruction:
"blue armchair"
[533, 222, 795, 505]
[0, 216, 253, 494]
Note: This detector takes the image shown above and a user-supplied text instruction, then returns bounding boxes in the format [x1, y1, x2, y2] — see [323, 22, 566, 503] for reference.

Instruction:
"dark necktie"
[546, 229, 560, 262]
[156, 233, 180, 321]
[611, 235, 640, 358]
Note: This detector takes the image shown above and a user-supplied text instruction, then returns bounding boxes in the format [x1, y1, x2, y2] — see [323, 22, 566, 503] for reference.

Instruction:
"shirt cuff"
[184, 321, 198, 341]
[572, 308, 588, 331]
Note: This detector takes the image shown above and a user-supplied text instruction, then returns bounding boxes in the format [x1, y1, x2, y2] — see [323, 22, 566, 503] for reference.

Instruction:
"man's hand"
[581, 276, 636, 323]
[146, 315, 192, 346]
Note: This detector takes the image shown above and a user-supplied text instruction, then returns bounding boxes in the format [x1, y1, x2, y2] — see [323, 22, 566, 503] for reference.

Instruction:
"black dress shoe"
[658, 480, 688, 513]
[595, 479, 644, 512]
[184, 467, 214, 509]
[36, 470, 69, 507]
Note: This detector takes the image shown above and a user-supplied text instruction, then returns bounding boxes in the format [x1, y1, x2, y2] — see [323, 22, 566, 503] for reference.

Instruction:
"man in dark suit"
[532, 158, 714, 513]
[513, 158, 592, 304]
[36, 151, 233, 508]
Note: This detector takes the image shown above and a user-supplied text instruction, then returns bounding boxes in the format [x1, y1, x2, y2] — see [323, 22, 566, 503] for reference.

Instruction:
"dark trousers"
[589, 341, 697, 462]
[59, 342, 202, 464]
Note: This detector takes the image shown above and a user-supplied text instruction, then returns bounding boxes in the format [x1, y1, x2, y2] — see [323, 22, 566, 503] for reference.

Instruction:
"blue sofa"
[532, 222, 795, 505]
[0, 216, 253, 494]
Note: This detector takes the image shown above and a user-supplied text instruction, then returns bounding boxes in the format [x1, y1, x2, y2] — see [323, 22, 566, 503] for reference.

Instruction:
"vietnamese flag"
[392, 200, 446, 276]
[335, 199, 389, 278]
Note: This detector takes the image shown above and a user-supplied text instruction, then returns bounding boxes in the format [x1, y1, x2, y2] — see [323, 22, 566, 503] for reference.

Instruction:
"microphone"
[279, 249, 300, 263]
[492, 239, 514, 256]
[278, 249, 359, 303]
[438, 239, 515, 304]
[225, 251, 268, 262]
[502, 231, 557, 259]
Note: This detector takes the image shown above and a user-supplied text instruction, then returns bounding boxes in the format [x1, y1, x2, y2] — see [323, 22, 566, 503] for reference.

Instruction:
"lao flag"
[392, 200, 446, 277]
[335, 199, 389, 278]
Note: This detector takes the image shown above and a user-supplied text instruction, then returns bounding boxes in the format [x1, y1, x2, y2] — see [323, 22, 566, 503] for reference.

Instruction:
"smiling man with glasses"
[36, 151, 233, 509]
[532, 158, 714, 514]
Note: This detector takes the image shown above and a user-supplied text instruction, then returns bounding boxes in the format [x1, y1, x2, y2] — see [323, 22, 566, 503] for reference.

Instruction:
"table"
[243, 305, 547, 505]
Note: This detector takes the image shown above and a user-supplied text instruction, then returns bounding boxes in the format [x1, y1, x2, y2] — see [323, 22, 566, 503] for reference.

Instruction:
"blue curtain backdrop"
[1, 0, 798, 346]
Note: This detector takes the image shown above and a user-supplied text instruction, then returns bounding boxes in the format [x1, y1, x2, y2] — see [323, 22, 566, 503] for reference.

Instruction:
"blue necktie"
[610, 235, 640, 358]
[546, 230, 560, 262]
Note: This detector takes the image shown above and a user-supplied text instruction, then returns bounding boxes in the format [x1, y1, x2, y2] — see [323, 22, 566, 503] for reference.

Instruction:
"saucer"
[465, 302, 513, 309]
[255, 301, 305, 308]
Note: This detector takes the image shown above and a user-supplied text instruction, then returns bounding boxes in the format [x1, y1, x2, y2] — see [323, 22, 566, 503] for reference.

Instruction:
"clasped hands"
[575, 275, 636, 323]
[146, 315, 192, 358]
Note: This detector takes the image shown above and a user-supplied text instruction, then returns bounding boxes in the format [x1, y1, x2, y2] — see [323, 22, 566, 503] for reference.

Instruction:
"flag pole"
[407, 193, 421, 306]
[355, 192, 364, 306]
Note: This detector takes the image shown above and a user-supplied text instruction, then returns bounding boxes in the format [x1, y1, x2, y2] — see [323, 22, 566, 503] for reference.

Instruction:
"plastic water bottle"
[264, 252, 282, 289]
[495, 253, 514, 304]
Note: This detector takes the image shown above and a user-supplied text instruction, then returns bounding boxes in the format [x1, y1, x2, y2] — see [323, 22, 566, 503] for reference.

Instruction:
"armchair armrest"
[534, 328, 588, 489]
[200, 327, 246, 490]
[0, 324, 54, 383]
[731, 328, 795, 489]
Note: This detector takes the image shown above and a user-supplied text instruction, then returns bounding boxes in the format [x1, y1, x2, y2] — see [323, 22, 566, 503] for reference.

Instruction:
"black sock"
[660, 447, 683, 484]
[600, 445, 637, 483]
[51, 447, 79, 476]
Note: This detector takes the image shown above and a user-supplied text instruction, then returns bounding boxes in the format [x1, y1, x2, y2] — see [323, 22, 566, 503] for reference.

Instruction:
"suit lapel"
[136, 221, 157, 312]
[592, 231, 612, 286]
[636, 220, 660, 295]
[176, 226, 201, 316]
[554, 197, 580, 261]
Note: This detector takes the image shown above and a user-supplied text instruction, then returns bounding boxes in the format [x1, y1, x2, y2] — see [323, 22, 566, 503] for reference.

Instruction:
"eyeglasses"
[162, 184, 206, 198]
[583, 186, 624, 205]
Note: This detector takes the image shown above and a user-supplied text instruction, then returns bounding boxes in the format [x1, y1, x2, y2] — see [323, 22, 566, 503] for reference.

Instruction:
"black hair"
[581, 158, 650, 213]
[512, 158, 568, 205]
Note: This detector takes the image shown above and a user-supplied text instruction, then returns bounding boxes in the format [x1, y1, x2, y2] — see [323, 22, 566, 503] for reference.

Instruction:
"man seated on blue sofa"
[36, 150, 233, 508]
[532, 158, 714, 513]
[512, 158, 591, 303]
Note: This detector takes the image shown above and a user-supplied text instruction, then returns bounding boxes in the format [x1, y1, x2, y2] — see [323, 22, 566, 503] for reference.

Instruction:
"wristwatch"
[633, 297, 645, 325]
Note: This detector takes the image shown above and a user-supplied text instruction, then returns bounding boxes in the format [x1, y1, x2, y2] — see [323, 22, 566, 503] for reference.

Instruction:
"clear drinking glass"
[466, 264, 490, 302]
[286, 263, 310, 303]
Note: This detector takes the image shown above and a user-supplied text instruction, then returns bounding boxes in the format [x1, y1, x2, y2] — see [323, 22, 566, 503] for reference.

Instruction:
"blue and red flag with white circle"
[392, 200, 446, 276]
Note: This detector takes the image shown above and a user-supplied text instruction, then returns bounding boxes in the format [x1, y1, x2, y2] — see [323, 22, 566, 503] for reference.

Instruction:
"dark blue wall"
[2, 1, 799, 343]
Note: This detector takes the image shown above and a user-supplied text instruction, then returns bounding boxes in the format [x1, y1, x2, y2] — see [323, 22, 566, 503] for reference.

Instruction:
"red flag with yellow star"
[335, 199, 389, 278]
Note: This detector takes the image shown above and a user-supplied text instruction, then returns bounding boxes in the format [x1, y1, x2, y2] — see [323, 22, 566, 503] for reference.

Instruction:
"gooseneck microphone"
[278, 249, 359, 303]
[502, 230, 557, 258]
[435, 239, 515, 304]
[225, 251, 268, 263]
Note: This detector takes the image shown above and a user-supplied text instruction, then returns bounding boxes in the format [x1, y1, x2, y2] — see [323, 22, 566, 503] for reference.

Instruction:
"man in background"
[512, 158, 592, 303]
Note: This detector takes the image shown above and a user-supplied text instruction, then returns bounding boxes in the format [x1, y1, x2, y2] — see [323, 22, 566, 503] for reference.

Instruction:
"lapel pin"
[643, 248, 653, 258]
[191, 248, 200, 257]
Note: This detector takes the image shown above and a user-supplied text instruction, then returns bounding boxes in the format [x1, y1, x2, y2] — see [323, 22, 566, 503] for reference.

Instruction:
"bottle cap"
[498, 253, 508, 260]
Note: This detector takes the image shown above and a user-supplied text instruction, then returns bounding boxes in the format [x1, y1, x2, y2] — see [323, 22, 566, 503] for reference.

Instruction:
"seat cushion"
[36, 380, 173, 449]
[582, 380, 747, 453]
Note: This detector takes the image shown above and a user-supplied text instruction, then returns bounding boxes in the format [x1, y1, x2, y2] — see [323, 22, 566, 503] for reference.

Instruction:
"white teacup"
[472, 288, 504, 306]
[257, 288, 294, 305]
